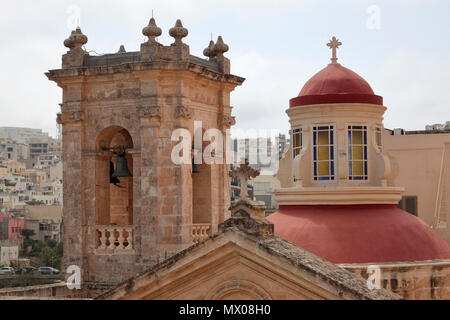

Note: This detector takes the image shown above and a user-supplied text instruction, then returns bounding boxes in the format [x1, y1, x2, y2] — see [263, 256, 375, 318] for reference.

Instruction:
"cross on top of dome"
[327, 36, 342, 64]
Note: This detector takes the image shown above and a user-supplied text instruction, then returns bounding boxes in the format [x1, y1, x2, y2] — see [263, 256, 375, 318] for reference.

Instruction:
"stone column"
[137, 107, 161, 263]
[172, 105, 194, 249]
[59, 106, 85, 279]
[82, 150, 98, 282]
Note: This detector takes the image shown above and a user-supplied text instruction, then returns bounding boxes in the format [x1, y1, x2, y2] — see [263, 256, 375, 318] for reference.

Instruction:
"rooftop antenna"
[152, 9, 158, 42]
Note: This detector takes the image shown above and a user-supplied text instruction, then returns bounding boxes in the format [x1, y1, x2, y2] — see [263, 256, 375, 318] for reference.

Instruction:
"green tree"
[29, 240, 46, 257]
[38, 243, 63, 269]
[46, 239, 58, 248]
[21, 229, 35, 239]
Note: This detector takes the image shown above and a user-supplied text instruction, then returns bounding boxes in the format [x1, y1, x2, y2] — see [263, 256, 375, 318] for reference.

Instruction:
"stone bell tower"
[46, 18, 244, 291]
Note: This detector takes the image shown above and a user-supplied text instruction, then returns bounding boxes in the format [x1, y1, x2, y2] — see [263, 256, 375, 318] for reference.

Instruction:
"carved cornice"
[46, 61, 245, 86]
[218, 114, 236, 128]
[57, 111, 84, 124]
[174, 106, 192, 119]
[139, 106, 161, 120]
[73, 111, 84, 121]
[273, 186, 404, 205]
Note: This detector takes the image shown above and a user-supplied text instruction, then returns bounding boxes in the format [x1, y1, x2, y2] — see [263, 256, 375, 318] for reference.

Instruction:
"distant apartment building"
[229, 134, 288, 206]
[0, 138, 28, 162]
[277, 134, 289, 159]
[24, 205, 62, 242]
[0, 212, 24, 240]
[0, 175, 35, 209]
[0, 192, 25, 210]
[252, 174, 281, 212]
[231, 133, 289, 171]
[27, 138, 49, 169]
[21, 169, 47, 186]
[0, 127, 51, 144]
[34, 154, 61, 169]
[383, 123, 450, 243]
[49, 161, 62, 181]
[0, 159, 26, 176]
[0, 127, 61, 169]
[229, 135, 288, 205]
[0, 128, 62, 214]
[0, 217, 8, 240]
[0, 244, 19, 266]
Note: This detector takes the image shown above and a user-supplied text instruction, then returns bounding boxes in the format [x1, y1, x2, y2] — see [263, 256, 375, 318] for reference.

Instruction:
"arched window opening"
[192, 132, 212, 224]
[95, 126, 134, 226]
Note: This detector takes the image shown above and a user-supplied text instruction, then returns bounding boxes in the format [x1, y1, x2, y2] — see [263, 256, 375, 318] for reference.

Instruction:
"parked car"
[37, 267, 60, 275]
[21, 266, 37, 274]
[0, 267, 15, 275]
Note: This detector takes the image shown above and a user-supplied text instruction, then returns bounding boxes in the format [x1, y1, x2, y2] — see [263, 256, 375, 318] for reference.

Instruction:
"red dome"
[267, 204, 450, 264]
[289, 64, 383, 107]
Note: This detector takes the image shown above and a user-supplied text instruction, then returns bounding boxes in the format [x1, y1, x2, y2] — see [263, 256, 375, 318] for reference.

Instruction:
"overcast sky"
[1, 0, 449, 138]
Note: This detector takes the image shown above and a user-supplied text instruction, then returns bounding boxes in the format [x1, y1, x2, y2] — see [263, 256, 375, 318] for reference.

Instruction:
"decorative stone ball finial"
[169, 19, 188, 45]
[203, 40, 216, 59]
[214, 36, 229, 57]
[142, 17, 162, 43]
[64, 27, 88, 50]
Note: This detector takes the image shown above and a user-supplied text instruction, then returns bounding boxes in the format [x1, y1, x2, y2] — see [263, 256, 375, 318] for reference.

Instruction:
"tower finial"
[203, 39, 216, 60]
[142, 17, 162, 43]
[169, 19, 188, 45]
[214, 36, 229, 57]
[327, 36, 342, 64]
[64, 27, 88, 50]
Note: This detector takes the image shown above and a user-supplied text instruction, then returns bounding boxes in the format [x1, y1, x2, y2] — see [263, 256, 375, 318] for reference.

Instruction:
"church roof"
[97, 210, 399, 300]
[290, 63, 383, 107]
[267, 204, 450, 264]
[84, 52, 220, 72]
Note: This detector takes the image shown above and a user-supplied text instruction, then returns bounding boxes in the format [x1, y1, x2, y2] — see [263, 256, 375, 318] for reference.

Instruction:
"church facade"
[42, 16, 450, 300]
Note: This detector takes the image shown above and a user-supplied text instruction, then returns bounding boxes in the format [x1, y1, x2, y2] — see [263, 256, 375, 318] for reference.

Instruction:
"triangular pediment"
[98, 229, 398, 300]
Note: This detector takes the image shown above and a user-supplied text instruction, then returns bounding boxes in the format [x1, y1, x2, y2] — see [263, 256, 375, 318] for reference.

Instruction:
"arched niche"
[192, 129, 212, 224]
[95, 126, 134, 226]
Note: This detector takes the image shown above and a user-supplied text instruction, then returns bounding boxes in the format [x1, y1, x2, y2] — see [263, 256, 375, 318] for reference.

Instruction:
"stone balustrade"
[95, 225, 133, 253]
[192, 224, 212, 243]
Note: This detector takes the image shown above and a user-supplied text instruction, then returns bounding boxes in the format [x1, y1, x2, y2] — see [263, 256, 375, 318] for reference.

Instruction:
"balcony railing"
[95, 225, 133, 253]
[192, 224, 212, 243]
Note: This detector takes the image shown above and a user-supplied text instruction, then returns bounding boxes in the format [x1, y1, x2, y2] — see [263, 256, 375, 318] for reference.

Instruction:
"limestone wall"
[342, 260, 450, 300]
[0, 282, 86, 299]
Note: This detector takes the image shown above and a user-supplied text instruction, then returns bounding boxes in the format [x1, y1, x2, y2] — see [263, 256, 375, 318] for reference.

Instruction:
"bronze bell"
[110, 161, 121, 184]
[112, 152, 132, 178]
[192, 157, 200, 173]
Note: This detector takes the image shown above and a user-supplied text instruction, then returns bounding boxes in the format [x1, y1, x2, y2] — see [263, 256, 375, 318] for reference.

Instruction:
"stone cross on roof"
[327, 36, 342, 64]
[229, 159, 260, 201]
